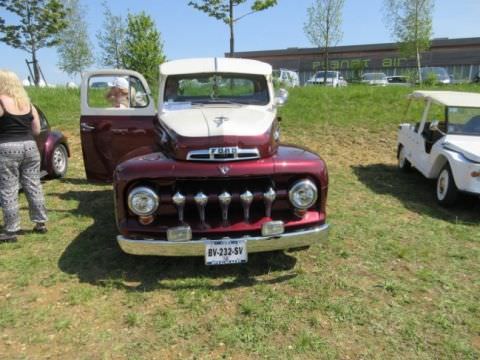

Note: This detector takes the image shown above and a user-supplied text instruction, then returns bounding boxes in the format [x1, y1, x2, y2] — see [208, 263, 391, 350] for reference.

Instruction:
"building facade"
[231, 37, 480, 84]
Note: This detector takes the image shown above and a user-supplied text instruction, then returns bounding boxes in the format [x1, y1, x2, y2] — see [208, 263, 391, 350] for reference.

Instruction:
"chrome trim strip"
[186, 147, 260, 162]
[117, 224, 329, 257]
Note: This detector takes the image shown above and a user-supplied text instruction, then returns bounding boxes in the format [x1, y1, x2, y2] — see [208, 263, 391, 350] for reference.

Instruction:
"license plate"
[205, 239, 247, 265]
[209, 147, 237, 155]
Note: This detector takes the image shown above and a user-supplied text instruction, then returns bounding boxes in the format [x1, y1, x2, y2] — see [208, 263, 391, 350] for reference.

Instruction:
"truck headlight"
[288, 179, 318, 210]
[128, 186, 159, 216]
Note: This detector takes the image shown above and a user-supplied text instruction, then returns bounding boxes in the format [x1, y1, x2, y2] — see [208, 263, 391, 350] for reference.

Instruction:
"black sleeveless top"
[0, 99, 34, 144]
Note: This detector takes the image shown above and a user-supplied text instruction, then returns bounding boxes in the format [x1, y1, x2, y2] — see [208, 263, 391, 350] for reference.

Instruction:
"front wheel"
[436, 164, 458, 206]
[50, 144, 68, 178]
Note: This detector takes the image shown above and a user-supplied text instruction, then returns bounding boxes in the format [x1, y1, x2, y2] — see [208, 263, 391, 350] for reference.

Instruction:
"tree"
[122, 12, 165, 86]
[384, 0, 434, 84]
[57, 0, 94, 79]
[188, 0, 277, 56]
[96, 2, 126, 68]
[0, 0, 68, 85]
[303, 0, 345, 84]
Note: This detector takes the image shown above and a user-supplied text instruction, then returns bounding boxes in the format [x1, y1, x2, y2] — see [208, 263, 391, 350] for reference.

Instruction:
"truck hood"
[444, 135, 480, 163]
[158, 105, 279, 160]
[159, 105, 275, 138]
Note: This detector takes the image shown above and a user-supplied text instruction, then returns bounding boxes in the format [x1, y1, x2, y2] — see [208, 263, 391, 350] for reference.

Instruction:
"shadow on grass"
[56, 189, 298, 292]
[352, 164, 480, 224]
[59, 177, 110, 186]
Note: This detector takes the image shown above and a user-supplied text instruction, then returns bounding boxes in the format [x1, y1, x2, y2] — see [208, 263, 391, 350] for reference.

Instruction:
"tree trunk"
[324, 49, 329, 86]
[416, 47, 422, 84]
[32, 47, 40, 87]
[229, 0, 234, 56]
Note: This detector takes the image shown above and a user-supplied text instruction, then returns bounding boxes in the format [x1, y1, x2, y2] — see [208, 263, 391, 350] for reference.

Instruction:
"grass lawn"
[0, 85, 479, 359]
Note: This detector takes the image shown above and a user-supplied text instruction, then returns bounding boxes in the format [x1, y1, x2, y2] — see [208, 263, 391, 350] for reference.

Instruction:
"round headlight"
[288, 179, 318, 210]
[128, 187, 159, 216]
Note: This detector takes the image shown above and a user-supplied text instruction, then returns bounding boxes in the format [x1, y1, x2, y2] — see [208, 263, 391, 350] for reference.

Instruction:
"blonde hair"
[0, 70, 31, 109]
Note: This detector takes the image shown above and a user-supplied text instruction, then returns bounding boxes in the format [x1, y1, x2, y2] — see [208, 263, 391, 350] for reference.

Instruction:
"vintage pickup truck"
[80, 58, 329, 265]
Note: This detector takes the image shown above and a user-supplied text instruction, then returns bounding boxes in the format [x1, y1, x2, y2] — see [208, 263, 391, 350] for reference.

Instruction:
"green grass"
[0, 85, 479, 359]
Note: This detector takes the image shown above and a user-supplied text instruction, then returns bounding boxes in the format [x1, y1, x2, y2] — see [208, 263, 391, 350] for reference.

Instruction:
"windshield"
[163, 73, 269, 105]
[363, 73, 386, 81]
[447, 107, 480, 135]
[315, 71, 336, 79]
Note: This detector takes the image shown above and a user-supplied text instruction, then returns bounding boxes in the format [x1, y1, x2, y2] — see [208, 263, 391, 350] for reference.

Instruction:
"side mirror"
[275, 88, 289, 107]
[340, 76, 344, 80]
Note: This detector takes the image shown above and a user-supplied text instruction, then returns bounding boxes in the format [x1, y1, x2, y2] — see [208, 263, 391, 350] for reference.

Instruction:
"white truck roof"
[409, 90, 480, 108]
[160, 58, 272, 76]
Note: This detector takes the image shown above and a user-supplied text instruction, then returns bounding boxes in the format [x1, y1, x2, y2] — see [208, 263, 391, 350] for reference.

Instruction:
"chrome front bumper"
[117, 224, 329, 257]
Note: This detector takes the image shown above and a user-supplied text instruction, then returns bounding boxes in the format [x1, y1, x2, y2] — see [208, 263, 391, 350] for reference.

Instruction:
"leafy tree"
[57, 0, 94, 79]
[96, 2, 126, 68]
[351, 61, 366, 82]
[122, 12, 166, 87]
[303, 0, 345, 84]
[188, 0, 278, 56]
[0, 0, 68, 85]
[384, 0, 434, 84]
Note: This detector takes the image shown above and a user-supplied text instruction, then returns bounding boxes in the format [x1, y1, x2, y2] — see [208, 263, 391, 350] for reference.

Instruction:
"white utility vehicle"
[397, 91, 480, 205]
[273, 68, 300, 88]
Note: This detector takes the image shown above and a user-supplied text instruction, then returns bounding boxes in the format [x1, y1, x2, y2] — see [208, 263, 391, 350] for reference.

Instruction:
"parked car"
[80, 59, 329, 264]
[387, 75, 409, 86]
[36, 106, 70, 178]
[273, 68, 300, 88]
[397, 90, 480, 205]
[361, 72, 388, 86]
[306, 71, 347, 87]
[420, 67, 451, 84]
[90, 81, 110, 89]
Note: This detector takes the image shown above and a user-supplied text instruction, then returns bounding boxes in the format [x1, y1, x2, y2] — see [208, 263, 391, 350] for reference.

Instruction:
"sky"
[1, 0, 479, 84]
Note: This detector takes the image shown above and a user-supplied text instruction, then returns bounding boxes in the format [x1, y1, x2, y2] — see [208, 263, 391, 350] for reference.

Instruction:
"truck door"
[80, 70, 157, 182]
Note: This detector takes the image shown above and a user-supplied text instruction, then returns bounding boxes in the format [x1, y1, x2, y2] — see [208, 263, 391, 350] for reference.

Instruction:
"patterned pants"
[0, 141, 48, 232]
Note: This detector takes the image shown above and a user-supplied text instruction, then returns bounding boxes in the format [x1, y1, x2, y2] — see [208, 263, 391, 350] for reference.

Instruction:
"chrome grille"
[187, 147, 260, 162]
[169, 188, 280, 227]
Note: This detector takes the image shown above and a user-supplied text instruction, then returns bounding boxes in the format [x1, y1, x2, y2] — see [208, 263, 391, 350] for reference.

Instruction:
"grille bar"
[168, 189, 280, 227]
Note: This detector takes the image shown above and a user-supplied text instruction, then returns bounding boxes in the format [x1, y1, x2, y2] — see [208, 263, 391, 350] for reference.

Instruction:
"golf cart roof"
[409, 90, 480, 108]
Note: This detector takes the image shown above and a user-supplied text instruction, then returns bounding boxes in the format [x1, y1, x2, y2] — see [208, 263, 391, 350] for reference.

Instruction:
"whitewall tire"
[436, 164, 458, 206]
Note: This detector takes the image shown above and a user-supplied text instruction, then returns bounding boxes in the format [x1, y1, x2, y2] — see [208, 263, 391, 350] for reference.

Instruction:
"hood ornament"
[218, 165, 230, 175]
[214, 116, 229, 127]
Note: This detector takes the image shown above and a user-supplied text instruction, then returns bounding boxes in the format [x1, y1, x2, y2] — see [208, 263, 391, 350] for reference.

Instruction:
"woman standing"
[0, 70, 48, 243]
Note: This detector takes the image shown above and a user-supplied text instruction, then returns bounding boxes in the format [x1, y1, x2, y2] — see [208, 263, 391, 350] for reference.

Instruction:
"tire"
[50, 144, 68, 178]
[436, 164, 458, 206]
[398, 145, 411, 172]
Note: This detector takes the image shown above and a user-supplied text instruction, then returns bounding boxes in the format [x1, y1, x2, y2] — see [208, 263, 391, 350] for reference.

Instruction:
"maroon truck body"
[80, 66, 329, 261]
